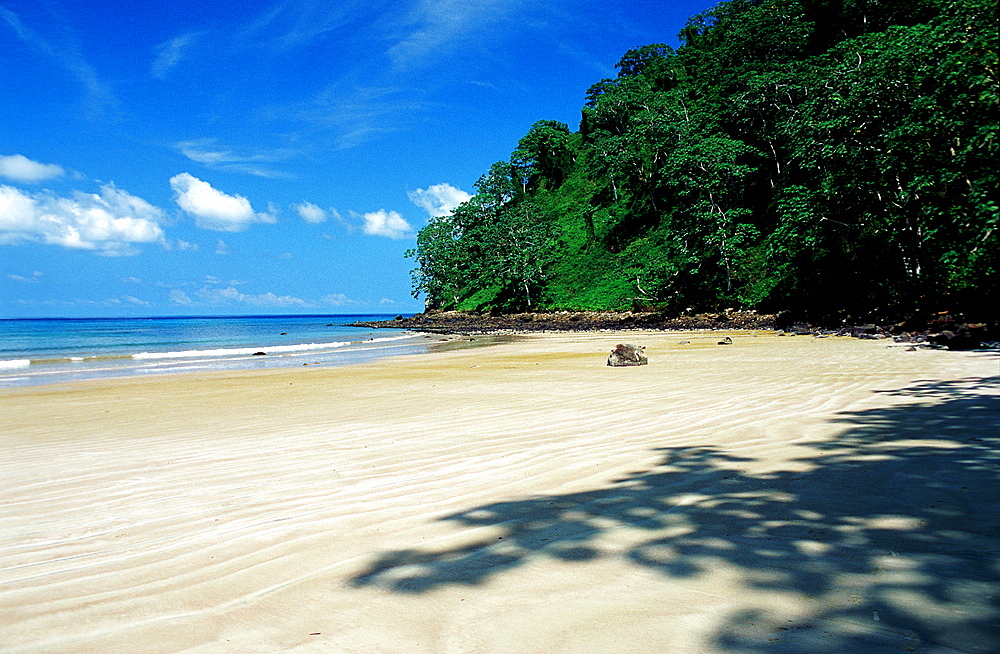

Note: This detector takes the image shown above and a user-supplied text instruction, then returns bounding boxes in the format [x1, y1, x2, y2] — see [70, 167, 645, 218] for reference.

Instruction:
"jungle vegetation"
[408, 0, 998, 323]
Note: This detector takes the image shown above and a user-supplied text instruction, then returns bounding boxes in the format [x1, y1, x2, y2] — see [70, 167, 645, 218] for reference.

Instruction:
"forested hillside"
[408, 0, 998, 324]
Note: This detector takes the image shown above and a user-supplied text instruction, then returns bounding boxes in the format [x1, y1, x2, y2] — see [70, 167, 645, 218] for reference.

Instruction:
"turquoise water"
[0, 315, 424, 387]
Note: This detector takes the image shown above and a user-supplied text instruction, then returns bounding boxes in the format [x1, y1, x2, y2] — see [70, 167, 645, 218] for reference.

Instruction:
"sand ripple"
[2, 333, 997, 653]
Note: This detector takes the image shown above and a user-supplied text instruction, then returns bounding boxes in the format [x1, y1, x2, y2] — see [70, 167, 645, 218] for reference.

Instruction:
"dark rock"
[253, 351, 266, 356]
[350, 310, 777, 334]
[848, 324, 882, 338]
[717, 336, 733, 345]
[930, 324, 988, 350]
[774, 310, 797, 330]
[608, 344, 647, 367]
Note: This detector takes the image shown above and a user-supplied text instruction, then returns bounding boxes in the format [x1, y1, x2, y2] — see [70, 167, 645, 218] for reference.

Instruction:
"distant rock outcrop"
[607, 344, 647, 367]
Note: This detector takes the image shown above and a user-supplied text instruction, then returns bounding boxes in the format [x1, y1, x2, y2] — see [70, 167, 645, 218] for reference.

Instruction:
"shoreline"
[0, 330, 447, 390]
[0, 315, 425, 390]
[2, 331, 998, 653]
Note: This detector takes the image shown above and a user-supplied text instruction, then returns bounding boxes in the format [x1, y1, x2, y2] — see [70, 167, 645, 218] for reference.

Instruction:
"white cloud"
[355, 209, 412, 239]
[170, 173, 276, 232]
[0, 154, 65, 183]
[408, 183, 471, 218]
[0, 183, 166, 254]
[214, 239, 230, 255]
[169, 289, 193, 305]
[168, 281, 310, 308]
[196, 285, 310, 308]
[294, 201, 327, 224]
[321, 293, 358, 307]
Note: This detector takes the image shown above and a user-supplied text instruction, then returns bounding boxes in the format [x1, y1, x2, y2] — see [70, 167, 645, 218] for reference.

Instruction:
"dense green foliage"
[409, 0, 998, 322]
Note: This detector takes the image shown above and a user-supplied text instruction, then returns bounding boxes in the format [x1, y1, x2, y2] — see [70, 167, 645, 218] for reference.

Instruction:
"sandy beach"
[1, 331, 998, 653]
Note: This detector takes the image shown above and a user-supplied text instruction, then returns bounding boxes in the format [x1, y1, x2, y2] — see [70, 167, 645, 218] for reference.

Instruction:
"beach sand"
[1, 332, 998, 653]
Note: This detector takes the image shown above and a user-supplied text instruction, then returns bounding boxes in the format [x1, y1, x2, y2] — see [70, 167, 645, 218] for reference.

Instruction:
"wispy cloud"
[0, 183, 166, 255]
[170, 173, 277, 232]
[175, 139, 297, 178]
[245, 1, 532, 149]
[16, 295, 152, 309]
[241, 0, 373, 51]
[0, 5, 118, 117]
[282, 84, 424, 149]
[0, 154, 65, 184]
[386, 0, 525, 70]
[6, 271, 43, 283]
[151, 32, 203, 79]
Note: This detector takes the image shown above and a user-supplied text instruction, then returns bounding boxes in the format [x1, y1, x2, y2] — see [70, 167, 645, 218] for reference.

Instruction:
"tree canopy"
[408, 0, 998, 323]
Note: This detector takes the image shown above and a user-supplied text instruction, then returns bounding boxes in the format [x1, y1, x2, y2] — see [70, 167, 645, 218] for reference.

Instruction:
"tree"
[408, 0, 997, 321]
[511, 121, 574, 192]
[406, 215, 468, 309]
[483, 202, 559, 308]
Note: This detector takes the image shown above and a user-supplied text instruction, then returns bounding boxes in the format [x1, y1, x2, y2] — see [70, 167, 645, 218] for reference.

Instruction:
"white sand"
[1, 332, 998, 653]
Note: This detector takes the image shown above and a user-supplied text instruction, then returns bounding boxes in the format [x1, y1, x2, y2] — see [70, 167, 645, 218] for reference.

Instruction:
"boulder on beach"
[929, 324, 987, 350]
[607, 344, 648, 367]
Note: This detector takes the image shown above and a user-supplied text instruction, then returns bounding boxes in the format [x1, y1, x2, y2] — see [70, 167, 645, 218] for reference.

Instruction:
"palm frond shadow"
[349, 376, 1000, 652]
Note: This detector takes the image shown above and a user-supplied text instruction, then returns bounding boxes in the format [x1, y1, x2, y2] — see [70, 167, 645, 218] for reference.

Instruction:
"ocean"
[0, 314, 426, 388]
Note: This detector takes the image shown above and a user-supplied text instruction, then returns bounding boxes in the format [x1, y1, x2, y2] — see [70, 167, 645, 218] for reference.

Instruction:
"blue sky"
[1, 0, 712, 317]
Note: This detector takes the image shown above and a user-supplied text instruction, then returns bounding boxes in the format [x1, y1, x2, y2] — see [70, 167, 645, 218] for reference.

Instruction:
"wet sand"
[2, 332, 998, 653]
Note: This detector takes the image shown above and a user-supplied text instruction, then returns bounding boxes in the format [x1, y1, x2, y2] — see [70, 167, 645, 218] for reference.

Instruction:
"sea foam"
[132, 341, 351, 359]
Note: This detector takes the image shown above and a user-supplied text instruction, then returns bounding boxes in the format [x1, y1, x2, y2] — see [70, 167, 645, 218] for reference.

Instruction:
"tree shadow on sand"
[349, 375, 1000, 652]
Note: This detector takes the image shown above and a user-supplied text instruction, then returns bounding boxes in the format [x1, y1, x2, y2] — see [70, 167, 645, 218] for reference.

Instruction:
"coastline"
[0, 315, 439, 389]
[355, 310, 997, 351]
[2, 331, 998, 653]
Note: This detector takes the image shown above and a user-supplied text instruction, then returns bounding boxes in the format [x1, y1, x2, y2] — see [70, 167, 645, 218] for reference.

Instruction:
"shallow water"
[0, 314, 425, 387]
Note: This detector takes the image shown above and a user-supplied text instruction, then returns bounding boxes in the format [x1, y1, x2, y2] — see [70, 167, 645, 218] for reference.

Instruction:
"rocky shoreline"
[355, 310, 775, 334]
[352, 310, 996, 350]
